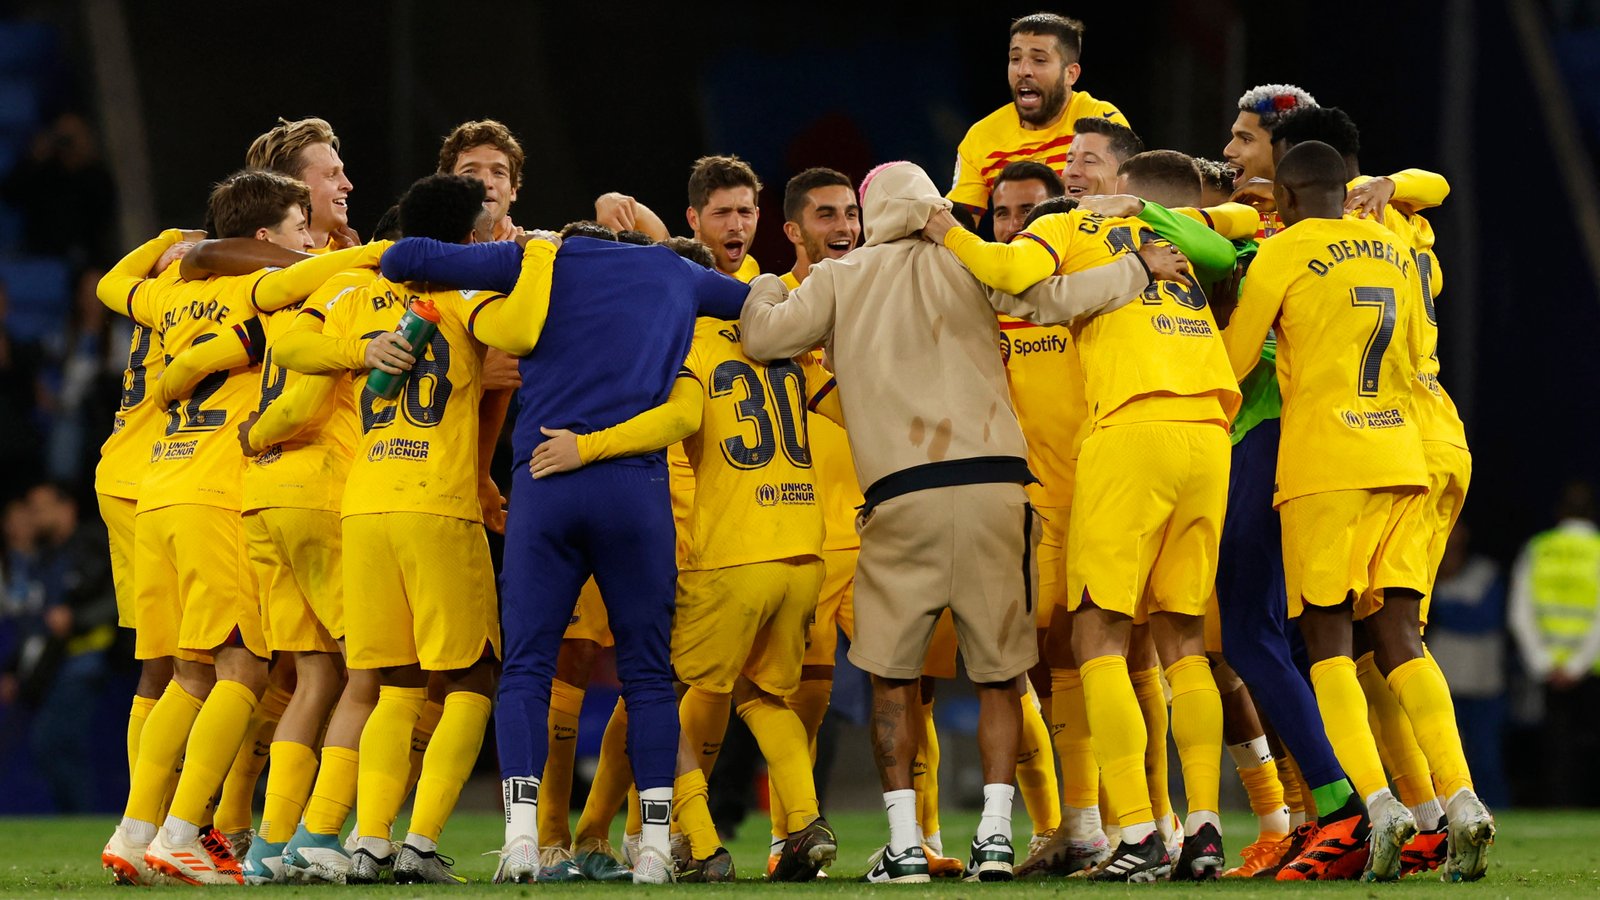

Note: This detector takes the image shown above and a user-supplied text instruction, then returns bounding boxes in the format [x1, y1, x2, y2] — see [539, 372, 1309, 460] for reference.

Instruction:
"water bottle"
[366, 299, 440, 400]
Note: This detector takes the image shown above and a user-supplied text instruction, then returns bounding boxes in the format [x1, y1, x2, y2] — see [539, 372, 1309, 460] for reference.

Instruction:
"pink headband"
[858, 161, 910, 205]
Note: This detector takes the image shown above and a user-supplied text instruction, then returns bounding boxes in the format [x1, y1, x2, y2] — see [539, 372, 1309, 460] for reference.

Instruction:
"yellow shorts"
[133, 504, 266, 661]
[343, 512, 500, 671]
[1067, 422, 1230, 621]
[1420, 442, 1472, 623]
[98, 493, 137, 629]
[673, 557, 824, 696]
[803, 548, 858, 667]
[1035, 513, 1067, 628]
[246, 507, 343, 654]
[923, 610, 959, 679]
[562, 578, 615, 648]
[1280, 488, 1430, 621]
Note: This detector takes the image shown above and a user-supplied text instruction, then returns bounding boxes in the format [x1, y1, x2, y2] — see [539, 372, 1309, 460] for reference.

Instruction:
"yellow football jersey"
[1224, 215, 1428, 504]
[734, 253, 761, 284]
[125, 268, 269, 513]
[999, 317, 1087, 509]
[1400, 213, 1468, 450]
[800, 349, 863, 551]
[679, 317, 823, 570]
[1019, 209, 1240, 427]
[323, 277, 496, 522]
[668, 441, 696, 566]
[94, 321, 167, 501]
[241, 276, 364, 514]
[949, 89, 1127, 211]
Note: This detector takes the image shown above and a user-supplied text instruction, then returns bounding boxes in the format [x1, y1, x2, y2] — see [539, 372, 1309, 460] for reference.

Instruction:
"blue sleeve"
[380, 238, 523, 294]
[692, 265, 751, 320]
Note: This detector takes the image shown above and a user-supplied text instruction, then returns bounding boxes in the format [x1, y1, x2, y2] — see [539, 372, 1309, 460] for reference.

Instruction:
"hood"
[861, 161, 951, 247]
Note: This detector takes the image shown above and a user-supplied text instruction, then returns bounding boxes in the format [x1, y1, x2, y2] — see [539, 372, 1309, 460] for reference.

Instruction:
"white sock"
[639, 787, 672, 856]
[1365, 787, 1398, 818]
[1411, 796, 1445, 830]
[1261, 805, 1291, 836]
[884, 789, 918, 854]
[405, 832, 437, 854]
[120, 817, 157, 846]
[923, 828, 939, 854]
[1227, 736, 1273, 769]
[978, 784, 1014, 842]
[1156, 813, 1176, 844]
[1120, 819, 1156, 845]
[1062, 804, 1102, 840]
[161, 816, 199, 847]
[1184, 809, 1221, 836]
[770, 835, 784, 855]
[1289, 809, 1307, 828]
[355, 835, 392, 856]
[502, 776, 539, 846]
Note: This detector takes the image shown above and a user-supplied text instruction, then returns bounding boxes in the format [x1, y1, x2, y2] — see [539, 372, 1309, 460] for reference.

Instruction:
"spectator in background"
[1426, 524, 1510, 808]
[0, 112, 117, 268]
[0, 482, 116, 812]
[0, 279, 47, 491]
[39, 268, 121, 481]
[1508, 480, 1600, 806]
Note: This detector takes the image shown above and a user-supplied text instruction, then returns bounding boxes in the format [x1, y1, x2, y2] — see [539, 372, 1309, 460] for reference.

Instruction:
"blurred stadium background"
[1, 0, 1597, 824]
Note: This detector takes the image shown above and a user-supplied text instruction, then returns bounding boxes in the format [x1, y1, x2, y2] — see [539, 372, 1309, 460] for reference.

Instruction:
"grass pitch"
[3, 809, 1597, 896]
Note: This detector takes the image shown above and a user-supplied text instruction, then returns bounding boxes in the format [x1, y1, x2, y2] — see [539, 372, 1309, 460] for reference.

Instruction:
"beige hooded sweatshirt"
[740, 161, 1150, 498]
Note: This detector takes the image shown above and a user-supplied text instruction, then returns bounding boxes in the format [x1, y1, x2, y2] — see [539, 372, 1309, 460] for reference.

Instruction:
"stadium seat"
[0, 255, 70, 342]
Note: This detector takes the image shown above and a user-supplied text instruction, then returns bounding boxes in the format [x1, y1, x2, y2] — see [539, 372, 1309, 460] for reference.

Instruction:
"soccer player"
[1272, 106, 1481, 879]
[377, 213, 751, 886]
[437, 118, 525, 241]
[932, 188, 1240, 881]
[97, 170, 382, 886]
[273, 174, 554, 885]
[1222, 140, 1493, 882]
[595, 154, 764, 281]
[740, 160, 1177, 883]
[247, 117, 357, 251]
[949, 13, 1127, 220]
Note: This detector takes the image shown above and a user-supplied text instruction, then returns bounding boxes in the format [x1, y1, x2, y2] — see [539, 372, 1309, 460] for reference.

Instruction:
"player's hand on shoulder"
[364, 332, 415, 375]
[1078, 194, 1145, 218]
[154, 241, 196, 275]
[519, 229, 562, 250]
[1230, 177, 1275, 211]
[237, 410, 262, 457]
[529, 426, 583, 479]
[1344, 176, 1394, 220]
[1137, 243, 1190, 284]
[922, 206, 960, 244]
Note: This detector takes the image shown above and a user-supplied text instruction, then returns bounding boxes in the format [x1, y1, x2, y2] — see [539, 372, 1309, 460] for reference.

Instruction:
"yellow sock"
[1279, 752, 1312, 821]
[1016, 692, 1061, 834]
[1238, 760, 1286, 821]
[1166, 655, 1222, 817]
[539, 679, 585, 849]
[575, 699, 631, 844]
[357, 686, 427, 840]
[409, 691, 492, 842]
[260, 741, 319, 844]
[404, 699, 443, 801]
[1081, 655, 1153, 828]
[1050, 669, 1099, 809]
[213, 683, 287, 834]
[127, 695, 157, 781]
[738, 694, 818, 834]
[170, 680, 260, 827]
[913, 699, 941, 840]
[1130, 666, 1171, 823]
[770, 679, 831, 843]
[124, 682, 204, 824]
[671, 767, 721, 859]
[1388, 657, 1474, 798]
[1356, 652, 1435, 807]
[303, 746, 358, 835]
[679, 686, 732, 776]
[1308, 656, 1387, 799]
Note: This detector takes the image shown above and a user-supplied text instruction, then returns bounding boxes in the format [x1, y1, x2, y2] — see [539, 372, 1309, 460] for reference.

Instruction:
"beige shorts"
[849, 482, 1040, 683]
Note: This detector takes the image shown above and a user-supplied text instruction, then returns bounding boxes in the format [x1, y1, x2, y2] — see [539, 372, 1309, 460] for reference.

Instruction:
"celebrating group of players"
[92, 9, 1495, 889]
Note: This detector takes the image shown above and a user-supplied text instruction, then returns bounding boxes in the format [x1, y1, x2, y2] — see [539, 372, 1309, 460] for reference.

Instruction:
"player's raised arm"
[739, 270, 836, 361]
[464, 237, 560, 356]
[380, 236, 524, 294]
[934, 210, 1060, 295]
[1128, 200, 1237, 285]
[271, 284, 390, 375]
[153, 318, 267, 409]
[1172, 202, 1261, 241]
[988, 255, 1151, 326]
[252, 240, 387, 312]
[180, 237, 309, 281]
[535, 373, 705, 479]
[97, 229, 187, 317]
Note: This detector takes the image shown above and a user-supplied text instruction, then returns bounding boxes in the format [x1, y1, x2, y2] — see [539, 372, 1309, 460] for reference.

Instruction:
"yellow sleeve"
[464, 240, 557, 355]
[575, 374, 704, 464]
[800, 355, 845, 427]
[98, 230, 184, 321]
[1385, 169, 1450, 211]
[251, 241, 388, 312]
[272, 298, 367, 374]
[152, 325, 257, 409]
[943, 225, 1061, 294]
[947, 131, 991, 212]
[1175, 203, 1259, 241]
[1223, 247, 1287, 381]
[248, 372, 337, 450]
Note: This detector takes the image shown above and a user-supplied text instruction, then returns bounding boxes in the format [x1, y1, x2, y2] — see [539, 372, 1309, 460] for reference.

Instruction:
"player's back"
[512, 237, 738, 467]
[326, 275, 490, 522]
[132, 269, 268, 512]
[681, 318, 823, 570]
[1250, 215, 1427, 500]
[1025, 209, 1239, 426]
[95, 321, 168, 500]
[1399, 212, 1467, 449]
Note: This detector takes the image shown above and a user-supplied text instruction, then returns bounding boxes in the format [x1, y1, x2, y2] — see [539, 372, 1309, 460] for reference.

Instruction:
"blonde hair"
[246, 117, 340, 179]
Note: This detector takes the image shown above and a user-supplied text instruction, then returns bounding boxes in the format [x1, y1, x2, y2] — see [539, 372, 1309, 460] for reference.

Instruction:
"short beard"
[1015, 76, 1069, 127]
[801, 232, 830, 266]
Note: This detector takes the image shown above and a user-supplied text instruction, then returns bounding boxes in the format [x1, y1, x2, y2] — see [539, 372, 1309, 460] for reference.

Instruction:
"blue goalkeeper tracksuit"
[381, 236, 747, 792]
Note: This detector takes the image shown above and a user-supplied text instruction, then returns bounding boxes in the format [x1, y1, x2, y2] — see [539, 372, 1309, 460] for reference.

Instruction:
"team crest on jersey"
[756, 484, 779, 507]
[150, 442, 164, 463]
[255, 445, 283, 465]
[1151, 314, 1176, 335]
[1341, 410, 1365, 430]
[368, 440, 388, 462]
